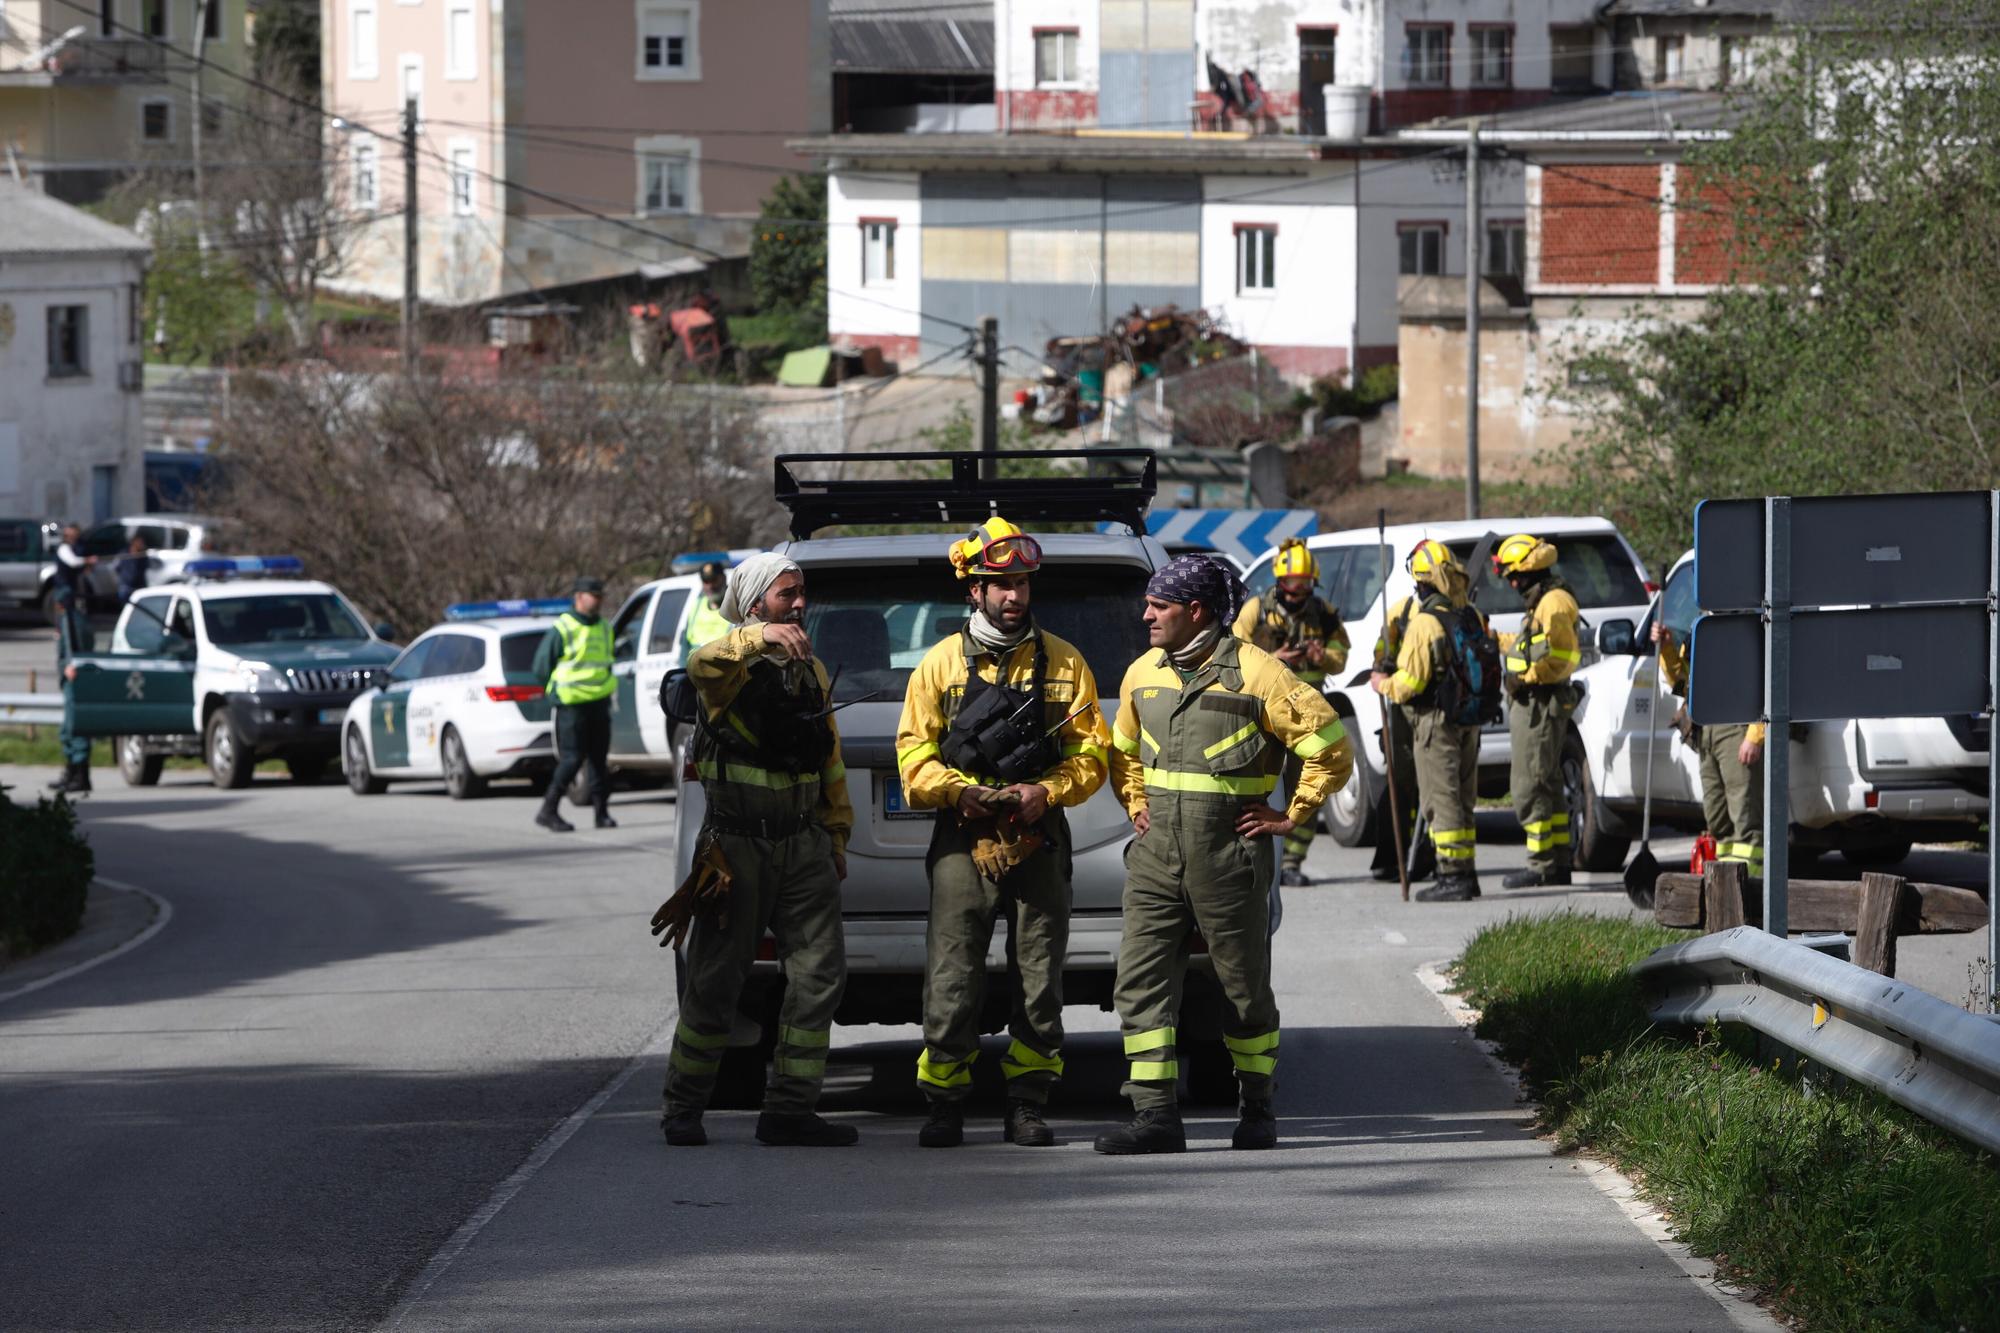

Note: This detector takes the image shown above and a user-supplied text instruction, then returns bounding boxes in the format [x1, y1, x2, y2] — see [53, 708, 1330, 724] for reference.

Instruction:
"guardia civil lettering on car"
[338, 599, 576, 799]
[64, 556, 400, 789]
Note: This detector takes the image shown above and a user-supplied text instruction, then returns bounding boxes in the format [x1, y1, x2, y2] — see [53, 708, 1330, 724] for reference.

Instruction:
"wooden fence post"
[1705, 860, 1747, 933]
[1853, 872, 1905, 976]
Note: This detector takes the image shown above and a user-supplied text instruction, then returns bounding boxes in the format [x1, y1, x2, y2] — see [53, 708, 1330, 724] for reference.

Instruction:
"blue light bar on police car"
[184, 555, 305, 579]
[669, 548, 761, 575]
[444, 598, 575, 621]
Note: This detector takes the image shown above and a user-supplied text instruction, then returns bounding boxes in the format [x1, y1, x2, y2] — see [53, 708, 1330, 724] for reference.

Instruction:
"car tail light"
[1865, 789, 1880, 809]
[485, 684, 544, 702]
[683, 758, 699, 783]
[1643, 581, 1661, 595]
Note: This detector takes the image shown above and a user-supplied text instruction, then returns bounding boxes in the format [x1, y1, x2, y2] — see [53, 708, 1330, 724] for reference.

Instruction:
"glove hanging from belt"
[650, 832, 735, 950]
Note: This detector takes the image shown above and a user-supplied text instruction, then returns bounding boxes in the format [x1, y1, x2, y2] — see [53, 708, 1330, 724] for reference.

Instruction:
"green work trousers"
[1699, 723, 1764, 875]
[1278, 752, 1316, 870]
[1369, 702, 1433, 879]
[1114, 791, 1278, 1110]
[1414, 709, 1480, 872]
[917, 813, 1071, 1104]
[662, 824, 846, 1117]
[1509, 687, 1572, 873]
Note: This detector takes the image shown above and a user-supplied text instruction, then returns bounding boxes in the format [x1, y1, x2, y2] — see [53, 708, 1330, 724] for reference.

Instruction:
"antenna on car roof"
[771, 450, 1158, 542]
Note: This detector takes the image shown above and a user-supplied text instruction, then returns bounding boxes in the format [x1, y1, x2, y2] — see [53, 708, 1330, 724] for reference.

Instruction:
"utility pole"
[1463, 118, 1482, 521]
[977, 314, 1000, 480]
[191, 0, 211, 258]
[401, 97, 420, 372]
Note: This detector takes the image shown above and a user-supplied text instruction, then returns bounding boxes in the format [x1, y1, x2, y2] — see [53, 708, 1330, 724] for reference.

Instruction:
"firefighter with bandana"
[895, 518, 1111, 1149]
[1234, 538, 1349, 885]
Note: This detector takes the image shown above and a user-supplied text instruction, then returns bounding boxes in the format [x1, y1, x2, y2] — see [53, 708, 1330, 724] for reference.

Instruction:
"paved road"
[0, 761, 1981, 1331]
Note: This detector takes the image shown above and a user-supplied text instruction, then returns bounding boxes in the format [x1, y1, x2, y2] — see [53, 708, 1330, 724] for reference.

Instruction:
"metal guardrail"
[1633, 926, 2000, 1157]
[0, 692, 63, 727]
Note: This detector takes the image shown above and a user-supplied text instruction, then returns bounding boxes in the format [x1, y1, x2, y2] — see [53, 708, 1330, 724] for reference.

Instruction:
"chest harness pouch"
[938, 630, 1062, 786]
[705, 657, 836, 775]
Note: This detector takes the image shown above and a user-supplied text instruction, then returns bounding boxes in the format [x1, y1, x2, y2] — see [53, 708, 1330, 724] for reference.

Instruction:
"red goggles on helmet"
[973, 533, 1043, 572]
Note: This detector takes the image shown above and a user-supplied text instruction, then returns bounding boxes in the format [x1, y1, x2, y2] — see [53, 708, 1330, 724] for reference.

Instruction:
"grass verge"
[0, 733, 284, 774]
[1453, 911, 2000, 1332]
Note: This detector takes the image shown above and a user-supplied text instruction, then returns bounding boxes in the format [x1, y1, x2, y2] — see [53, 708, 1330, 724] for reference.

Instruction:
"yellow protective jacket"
[1232, 593, 1350, 684]
[688, 624, 854, 853]
[1658, 633, 1766, 746]
[895, 628, 1111, 809]
[1499, 578, 1581, 688]
[1109, 635, 1352, 826]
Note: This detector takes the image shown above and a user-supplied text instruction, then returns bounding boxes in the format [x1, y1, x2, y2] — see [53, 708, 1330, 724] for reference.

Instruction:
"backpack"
[1425, 600, 1503, 728]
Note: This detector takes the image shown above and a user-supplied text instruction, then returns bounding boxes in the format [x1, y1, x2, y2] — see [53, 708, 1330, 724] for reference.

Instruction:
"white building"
[0, 181, 149, 522]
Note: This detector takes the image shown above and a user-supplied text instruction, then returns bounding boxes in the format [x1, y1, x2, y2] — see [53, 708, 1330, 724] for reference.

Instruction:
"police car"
[339, 599, 573, 799]
[67, 556, 400, 788]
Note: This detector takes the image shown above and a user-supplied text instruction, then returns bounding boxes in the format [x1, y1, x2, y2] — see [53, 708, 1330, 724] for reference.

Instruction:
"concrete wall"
[0, 252, 148, 521]
[1200, 170, 1355, 380]
[1613, 15, 1786, 92]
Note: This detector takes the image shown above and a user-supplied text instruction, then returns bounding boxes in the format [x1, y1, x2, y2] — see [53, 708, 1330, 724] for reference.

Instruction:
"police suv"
[339, 599, 572, 798]
[671, 452, 1273, 1107]
[67, 557, 399, 788]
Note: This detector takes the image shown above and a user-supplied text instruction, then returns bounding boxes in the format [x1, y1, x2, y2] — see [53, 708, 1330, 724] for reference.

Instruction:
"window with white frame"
[399, 54, 423, 123]
[349, 0, 379, 79]
[1470, 27, 1511, 88]
[640, 154, 690, 214]
[1722, 36, 1757, 87]
[1485, 222, 1525, 278]
[446, 0, 477, 79]
[1656, 34, 1684, 84]
[636, 2, 700, 80]
[140, 99, 172, 142]
[1235, 225, 1276, 293]
[352, 140, 379, 211]
[1404, 24, 1449, 88]
[1035, 28, 1079, 86]
[861, 219, 896, 285]
[1398, 223, 1445, 276]
[450, 143, 476, 216]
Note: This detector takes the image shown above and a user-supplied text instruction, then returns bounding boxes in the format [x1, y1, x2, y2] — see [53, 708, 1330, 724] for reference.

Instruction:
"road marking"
[1414, 961, 1782, 1332]
[379, 1014, 676, 1330]
[0, 878, 172, 1006]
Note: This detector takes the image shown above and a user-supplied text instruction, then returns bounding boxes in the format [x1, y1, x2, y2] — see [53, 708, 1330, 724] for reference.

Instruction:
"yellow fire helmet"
[1405, 538, 1461, 583]
[948, 515, 1044, 580]
[1493, 533, 1559, 578]
[1272, 537, 1319, 582]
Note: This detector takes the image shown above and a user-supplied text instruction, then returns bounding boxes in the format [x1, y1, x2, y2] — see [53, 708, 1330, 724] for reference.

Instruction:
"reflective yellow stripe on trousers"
[1124, 1027, 1177, 1081]
[1432, 826, 1477, 862]
[1523, 813, 1571, 853]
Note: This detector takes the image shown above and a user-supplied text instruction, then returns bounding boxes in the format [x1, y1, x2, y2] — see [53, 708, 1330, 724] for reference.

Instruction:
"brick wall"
[1674, 166, 1746, 287]
[1539, 164, 1660, 286]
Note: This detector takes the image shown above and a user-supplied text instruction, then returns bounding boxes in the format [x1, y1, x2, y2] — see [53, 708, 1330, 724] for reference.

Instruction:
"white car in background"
[340, 599, 574, 799]
[1573, 550, 1989, 871]
[1239, 517, 1656, 859]
[66, 513, 233, 612]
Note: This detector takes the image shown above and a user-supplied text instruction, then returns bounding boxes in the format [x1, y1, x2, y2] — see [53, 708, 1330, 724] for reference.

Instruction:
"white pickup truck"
[1572, 550, 1989, 871]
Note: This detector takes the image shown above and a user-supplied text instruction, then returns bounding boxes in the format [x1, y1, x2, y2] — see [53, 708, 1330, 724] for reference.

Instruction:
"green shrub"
[0, 784, 94, 957]
[1303, 362, 1399, 421]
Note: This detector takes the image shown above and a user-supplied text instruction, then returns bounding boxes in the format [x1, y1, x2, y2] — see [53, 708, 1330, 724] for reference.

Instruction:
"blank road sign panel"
[1696, 491, 1993, 611]
[1690, 605, 1991, 723]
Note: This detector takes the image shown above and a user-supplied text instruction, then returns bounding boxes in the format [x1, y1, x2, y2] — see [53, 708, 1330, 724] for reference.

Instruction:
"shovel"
[1623, 648, 1663, 910]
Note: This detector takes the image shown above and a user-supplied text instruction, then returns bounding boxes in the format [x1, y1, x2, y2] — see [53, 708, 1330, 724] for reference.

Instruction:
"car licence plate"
[880, 776, 929, 821]
[318, 709, 344, 725]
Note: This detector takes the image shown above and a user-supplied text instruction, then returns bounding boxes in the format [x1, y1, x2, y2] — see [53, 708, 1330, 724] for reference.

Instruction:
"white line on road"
[0, 878, 173, 1006]
[378, 1014, 677, 1331]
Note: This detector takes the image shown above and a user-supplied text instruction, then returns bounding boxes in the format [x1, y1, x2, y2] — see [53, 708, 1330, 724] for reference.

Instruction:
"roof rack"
[773, 450, 1157, 541]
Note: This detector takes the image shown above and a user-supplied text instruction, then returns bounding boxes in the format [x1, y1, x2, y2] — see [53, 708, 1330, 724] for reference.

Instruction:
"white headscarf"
[719, 553, 801, 625]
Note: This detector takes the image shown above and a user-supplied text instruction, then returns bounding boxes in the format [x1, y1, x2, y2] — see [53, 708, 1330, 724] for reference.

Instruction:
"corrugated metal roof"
[832, 0, 987, 16]
[832, 15, 993, 73]
[1403, 91, 1745, 139]
[0, 181, 149, 257]
[1605, 0, 1857, 18]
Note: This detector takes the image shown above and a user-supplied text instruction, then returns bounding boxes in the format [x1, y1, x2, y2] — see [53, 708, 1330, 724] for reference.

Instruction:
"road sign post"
[1764, 496, 1792, 938]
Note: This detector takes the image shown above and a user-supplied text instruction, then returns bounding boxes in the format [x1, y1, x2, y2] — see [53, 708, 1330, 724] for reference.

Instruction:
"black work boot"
[661, 1109, 707, 1147]
[535, 798, 574, 833]
[70, 763, 91, 795]
[594, 802, 618, 830]
[1416, 871, 1480, 903]
[755, 1111, 858, 1147]
[918, 1101, 964, 1148]
[1502, 866, 1571, 890]
[47, 764, 72, 791]
[1093, 1105, 1187, 1155]
[1004, 1098, 1055, 1147]
[1280, 864, 1309, 888]
[1232, 1099, 1278, 1150]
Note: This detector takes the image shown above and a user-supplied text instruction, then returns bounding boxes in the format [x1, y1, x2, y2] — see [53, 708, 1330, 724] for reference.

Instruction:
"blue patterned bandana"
[1147, 553, 1245, 628]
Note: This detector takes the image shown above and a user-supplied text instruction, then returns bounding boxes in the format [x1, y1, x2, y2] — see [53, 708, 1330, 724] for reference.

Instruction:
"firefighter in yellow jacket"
[1234, 538, 1350, 886]
[1654, 622, 1765, 876]
[1491, 535, 1582, 888]
[1373, 541, 1484, 901]
[895, 518, 1111, 1149]
[1096, 555, 1350, 1155]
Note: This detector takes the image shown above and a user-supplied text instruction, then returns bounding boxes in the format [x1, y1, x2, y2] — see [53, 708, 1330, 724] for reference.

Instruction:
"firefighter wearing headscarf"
[1096, 555, 1350, 1155]
[1372, 540, 1484, 902]
[895, 518, 1111, 1149]
[654, 553, 858, 1149]
[1492, 535, 1582, 889]
[1233, 538, 1350, 886]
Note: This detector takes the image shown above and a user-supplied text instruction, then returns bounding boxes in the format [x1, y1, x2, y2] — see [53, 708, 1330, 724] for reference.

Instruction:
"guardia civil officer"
[659, 554, 856, 1148]
[1096, 555, 1351, 1154]
[895, 518, 1110, 1149]
[684, 560, 731, 652]
[1233, 538, 1350, 886]
[1491, 535, 1582, 889]
[1654, 622, 1764, 877]
[531, 576, 616, 833]
[48, 578, 95, 795]
[1372, 541, 1483, 902]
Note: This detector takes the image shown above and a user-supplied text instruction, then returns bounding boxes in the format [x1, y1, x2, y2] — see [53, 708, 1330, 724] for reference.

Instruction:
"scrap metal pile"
[1021, 304, 1245, 431]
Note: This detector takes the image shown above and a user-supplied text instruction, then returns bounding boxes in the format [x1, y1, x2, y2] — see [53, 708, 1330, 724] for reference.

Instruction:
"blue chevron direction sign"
[1101, 508, 1318, 568]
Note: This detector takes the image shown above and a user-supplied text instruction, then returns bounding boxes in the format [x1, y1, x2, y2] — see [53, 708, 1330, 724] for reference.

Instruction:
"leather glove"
[649, 835, 735, 950]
